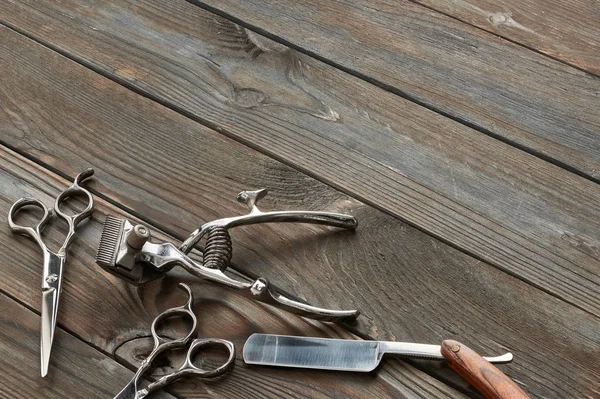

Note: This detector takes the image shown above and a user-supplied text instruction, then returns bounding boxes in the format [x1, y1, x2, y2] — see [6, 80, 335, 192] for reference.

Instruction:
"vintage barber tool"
[113, 283, 235, 399]
[96, 189, 360, 322]
[7, 169, 95, 377]
[243, 334, 530, 399]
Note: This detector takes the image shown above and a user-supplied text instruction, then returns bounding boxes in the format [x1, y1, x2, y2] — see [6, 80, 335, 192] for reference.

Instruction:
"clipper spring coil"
[203, 226, 233, 271]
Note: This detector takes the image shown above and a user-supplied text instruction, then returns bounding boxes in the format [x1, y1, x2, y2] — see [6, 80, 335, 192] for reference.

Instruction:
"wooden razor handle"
[441, 340, 530, 399]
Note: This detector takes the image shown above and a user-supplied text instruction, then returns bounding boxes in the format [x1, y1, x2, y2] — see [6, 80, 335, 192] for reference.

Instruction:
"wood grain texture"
[0, 150, 467, 398]
[1, 32, 600, 397]
[441, 340, 530, 399]
[2, 1, 600, 319]
[414, 0, 600, 75]
[191, 0, 600, 179]
[0, 292, 176, 399]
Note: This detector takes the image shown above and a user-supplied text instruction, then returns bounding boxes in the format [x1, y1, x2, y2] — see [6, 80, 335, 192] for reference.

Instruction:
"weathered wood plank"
[2, 2, 600, 318]
[1, 149, 462, 398]
[1, 30, 600, 397]
[414, 0, 600, 75]
[191, 0, 600, 179]
[0, 292, 176, 399]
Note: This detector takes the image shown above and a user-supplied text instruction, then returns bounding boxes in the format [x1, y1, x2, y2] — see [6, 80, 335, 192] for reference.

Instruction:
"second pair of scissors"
[7, 169, 95, 377]
[113, 283, 235, 399]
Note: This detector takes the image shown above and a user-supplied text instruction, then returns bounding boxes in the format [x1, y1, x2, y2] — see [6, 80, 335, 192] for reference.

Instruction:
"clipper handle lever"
[132, 237, 361, 323]
[180, 189, 357, 254]
[179, 260, 359, 322]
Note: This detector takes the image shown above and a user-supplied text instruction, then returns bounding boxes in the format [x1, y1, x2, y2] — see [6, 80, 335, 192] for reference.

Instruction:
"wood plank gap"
[183, 0, 600, 185]
[0, 22, 596, 318]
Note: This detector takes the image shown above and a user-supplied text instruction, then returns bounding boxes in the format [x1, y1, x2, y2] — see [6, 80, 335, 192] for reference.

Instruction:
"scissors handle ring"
[150, 283, 197, 349]
[7, 197, 51, 248]
[54, 169, 95, 227]
[143, 338, 235, 396]
[184, 338, 236, 378]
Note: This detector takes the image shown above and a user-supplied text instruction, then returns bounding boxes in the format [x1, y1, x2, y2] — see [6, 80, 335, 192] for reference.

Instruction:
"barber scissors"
[7, 169, 95, 377]
[113, 283, 235, 399]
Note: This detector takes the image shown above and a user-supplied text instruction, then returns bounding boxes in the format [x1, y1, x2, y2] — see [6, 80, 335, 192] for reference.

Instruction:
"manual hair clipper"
[96, 189, 360, 322]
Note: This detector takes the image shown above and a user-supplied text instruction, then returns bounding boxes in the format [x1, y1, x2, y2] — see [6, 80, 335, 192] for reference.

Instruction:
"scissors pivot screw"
[250, 278, 268, 295]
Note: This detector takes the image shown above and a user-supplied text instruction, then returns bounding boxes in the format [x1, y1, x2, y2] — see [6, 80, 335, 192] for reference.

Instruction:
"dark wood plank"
[1, 150, 467, 398]
[414, 0, 600, 75]
[192, 0, 600, 179]
[1, 31, 600, 397]
[2, 2, 600, 318]
[0, 292, 176, 399]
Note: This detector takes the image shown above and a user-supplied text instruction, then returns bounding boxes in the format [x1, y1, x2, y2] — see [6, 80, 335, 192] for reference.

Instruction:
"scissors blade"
[113, 379, 138, 399]
[40, 287, 58, 377]
[40, 252, 64, 377]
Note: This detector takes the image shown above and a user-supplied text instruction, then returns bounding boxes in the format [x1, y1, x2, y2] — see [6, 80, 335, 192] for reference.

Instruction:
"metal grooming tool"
[243, 334, 513, 370]
[7, 169, 95, 377]
[243, 334, 529, 399]
[96, 189, 360, 322]
[113, 283, 235, 399]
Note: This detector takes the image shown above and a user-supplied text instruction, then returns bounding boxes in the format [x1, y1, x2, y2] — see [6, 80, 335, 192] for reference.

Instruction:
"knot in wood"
[233, 88, 265, 108]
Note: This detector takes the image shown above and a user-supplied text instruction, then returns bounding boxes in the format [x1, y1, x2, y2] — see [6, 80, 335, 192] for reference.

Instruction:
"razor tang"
[379, 341, 512, 363]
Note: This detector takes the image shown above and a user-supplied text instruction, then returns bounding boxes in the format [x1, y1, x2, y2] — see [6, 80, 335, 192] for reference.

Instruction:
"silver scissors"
[7, 169, 95, 377]
[113, 283, 235, 399]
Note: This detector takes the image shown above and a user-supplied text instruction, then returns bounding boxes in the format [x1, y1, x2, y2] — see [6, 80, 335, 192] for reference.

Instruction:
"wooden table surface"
[1, 1, 599, 398]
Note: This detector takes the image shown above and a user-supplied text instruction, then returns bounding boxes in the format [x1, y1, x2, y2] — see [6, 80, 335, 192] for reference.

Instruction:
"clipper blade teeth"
[96, 215, 125, 268]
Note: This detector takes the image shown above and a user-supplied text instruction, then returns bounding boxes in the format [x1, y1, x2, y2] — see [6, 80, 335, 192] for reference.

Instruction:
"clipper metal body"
[96, 189, 360, 322]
